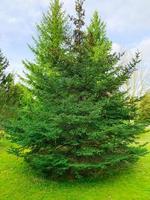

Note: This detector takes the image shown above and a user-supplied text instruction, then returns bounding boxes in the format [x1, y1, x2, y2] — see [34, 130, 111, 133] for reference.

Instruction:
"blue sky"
[0, 0, 150, 91]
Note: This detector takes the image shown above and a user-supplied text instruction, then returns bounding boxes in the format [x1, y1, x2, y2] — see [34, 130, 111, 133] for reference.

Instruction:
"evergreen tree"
[7, 0, 146, 179]
[0, 49, 13, 90]
[0, 49, 9, 81]
[0, 50, 13, 119]
[0, 49, 21, 126]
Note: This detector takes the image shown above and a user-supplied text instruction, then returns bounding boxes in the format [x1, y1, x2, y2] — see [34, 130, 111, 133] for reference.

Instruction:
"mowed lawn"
[0, 131, 150, 200]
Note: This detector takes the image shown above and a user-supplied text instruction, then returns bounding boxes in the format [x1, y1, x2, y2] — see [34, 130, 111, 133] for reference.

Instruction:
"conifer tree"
[0, 50, 13, 116]
[0, 49, 12, 89]
[7, 0, 146, 179]
[0, 49, 22, 126]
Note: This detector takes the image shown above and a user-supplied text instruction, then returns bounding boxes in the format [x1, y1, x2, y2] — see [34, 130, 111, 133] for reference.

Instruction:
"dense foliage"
[7, 0, 146, 179]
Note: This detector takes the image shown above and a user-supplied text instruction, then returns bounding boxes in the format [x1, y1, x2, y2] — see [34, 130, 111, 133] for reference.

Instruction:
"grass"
[0, 132, 150, 200]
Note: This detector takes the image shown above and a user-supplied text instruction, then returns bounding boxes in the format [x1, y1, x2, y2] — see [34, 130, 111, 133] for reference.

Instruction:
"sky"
[0, 0, 150, 91]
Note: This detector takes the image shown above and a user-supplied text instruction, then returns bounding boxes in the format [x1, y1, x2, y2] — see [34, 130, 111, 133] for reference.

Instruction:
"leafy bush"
[139, 92, 150, 122]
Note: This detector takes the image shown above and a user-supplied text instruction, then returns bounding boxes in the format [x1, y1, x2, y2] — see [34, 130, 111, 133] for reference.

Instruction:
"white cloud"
[137, 39, 150, 62]
[96, 0, 150, 33]
[112, 43, 123, 53]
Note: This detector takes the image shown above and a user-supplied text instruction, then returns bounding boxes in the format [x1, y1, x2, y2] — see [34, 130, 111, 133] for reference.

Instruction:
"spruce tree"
[0, 50, 13, 118]
[8, 0, 146, 179]
[0, 50, 23, 129]
[0, 49, 12, 89]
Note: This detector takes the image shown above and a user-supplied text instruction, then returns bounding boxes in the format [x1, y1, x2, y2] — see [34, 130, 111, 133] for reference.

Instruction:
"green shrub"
[139, 92, 150, 122]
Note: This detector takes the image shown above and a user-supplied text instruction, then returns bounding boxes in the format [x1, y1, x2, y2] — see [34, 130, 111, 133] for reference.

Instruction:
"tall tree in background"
[0, 50, 13, 121]
[7, 0, 146, 179]
[0, 49, 21, 127]
[0, 49, 13, 93]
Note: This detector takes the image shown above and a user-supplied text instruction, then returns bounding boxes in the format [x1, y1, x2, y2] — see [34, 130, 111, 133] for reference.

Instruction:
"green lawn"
[0, 132, 150, 200]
